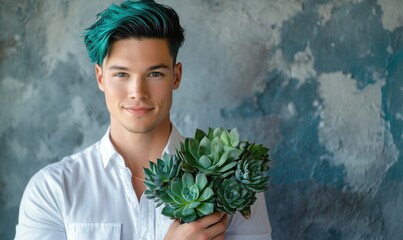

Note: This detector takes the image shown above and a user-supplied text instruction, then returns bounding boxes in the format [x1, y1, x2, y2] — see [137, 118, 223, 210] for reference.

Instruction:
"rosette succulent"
[144, 153, 182, 206]
[179, 128, 242, 178]
[160, 172, 215, 223]
[235, 143, 270, 192]
[215, 177, 257, 219]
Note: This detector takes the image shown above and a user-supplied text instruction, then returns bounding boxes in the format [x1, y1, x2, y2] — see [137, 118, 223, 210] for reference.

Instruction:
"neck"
[109, 119, 172, 173]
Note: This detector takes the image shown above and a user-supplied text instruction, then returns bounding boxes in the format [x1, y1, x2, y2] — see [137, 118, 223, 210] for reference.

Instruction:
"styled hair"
[83, 0, 185, 65]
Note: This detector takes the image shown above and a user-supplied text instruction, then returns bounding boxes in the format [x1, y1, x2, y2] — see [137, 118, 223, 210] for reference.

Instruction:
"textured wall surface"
[1, 0, 403, 239]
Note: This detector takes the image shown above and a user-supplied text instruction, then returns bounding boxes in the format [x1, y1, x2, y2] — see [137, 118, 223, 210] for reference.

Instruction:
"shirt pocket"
[66, 223, 121, 240]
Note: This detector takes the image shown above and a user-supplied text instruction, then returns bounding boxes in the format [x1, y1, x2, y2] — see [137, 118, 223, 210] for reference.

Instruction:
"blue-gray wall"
[1, 0, 403, 239]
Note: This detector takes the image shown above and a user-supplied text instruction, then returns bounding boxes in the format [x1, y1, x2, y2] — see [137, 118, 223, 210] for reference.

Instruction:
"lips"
[124, 106, 154, 116]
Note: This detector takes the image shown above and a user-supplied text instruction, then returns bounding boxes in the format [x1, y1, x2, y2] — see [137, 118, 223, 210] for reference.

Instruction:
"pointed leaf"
[213, 128, 223, 139]
[182, 206, 196, 216]
[156, 158, 165, 168]
[195, 173, 208, 190]
[220, 169, 235, 178]
[171, 180, 183, 196]
[167, 189, 184, 204]
[182, 173, 194, 188]
[173, 207, 185, 218]
[195, 202, 215, 216]
[182, 187, 191, 202]
[207, 128, 214, 139]
[161, 205, 176, 218]
[181, 214, 198, 223]
[220, 130, 230, 146]
[199, 136, 212, 155]
[187, 138, 200, 160]
[219, 161, 237, 173]
[228, 148, 242, 160]
[159, 192, 175, 204]
[188, 201, 201, 209]
[216, 151, 229, 167]
[199, 156, 212, 169]
[198, 188, 214, 201]
[229, 128, 240, 147]
[195, 128, 207, 141]
[188, 185, 200, 201]
[211, 137, 223, 157]
[149, 161, 156, 172]
[143, 168, 154, 178]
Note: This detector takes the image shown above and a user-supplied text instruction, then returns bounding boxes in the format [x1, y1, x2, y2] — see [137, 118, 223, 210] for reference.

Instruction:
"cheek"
[156, 87, 174, 101]
[150, 81, 174, 96]
[104, 82, 127, 98]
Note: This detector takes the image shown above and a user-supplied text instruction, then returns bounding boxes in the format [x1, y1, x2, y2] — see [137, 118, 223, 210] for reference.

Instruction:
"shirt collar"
[100, 127, 118, 168]
[100, 124, 185, 168]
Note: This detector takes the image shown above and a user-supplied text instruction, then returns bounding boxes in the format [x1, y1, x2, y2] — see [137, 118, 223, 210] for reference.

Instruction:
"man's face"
[95, 38, 182, 134]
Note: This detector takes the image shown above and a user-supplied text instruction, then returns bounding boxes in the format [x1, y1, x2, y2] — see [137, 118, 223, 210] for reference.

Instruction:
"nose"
[128, 76, 149, 100]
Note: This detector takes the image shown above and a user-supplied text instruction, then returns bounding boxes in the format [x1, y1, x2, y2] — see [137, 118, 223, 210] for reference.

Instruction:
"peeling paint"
[290, 46, 317, 86]
[318, 72, 398, 192]
[378, 0, 403, 31]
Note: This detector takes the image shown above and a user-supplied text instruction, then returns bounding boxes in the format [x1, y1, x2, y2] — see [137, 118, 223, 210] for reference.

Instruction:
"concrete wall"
[1, 0, 402, 239]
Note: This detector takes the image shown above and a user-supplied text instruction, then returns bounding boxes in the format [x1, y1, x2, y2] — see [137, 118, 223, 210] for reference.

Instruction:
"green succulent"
[235, 143, 270, 192]
[144, 153, 182, 207]
[195, 127, 240, 149]
[179, 128, 242, 177]
[160, 172, 215, 223]
[143, 127, 271, 223]
[215, 177, 256, 219]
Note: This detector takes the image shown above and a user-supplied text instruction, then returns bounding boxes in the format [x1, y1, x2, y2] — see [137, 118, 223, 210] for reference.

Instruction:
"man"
[15, 0, 272, 239]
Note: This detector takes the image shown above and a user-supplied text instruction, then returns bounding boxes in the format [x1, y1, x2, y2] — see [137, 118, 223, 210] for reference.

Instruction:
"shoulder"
[19, 141, 102, 213]
[15, 143, 102, 239]
[33, 141, 102, 188]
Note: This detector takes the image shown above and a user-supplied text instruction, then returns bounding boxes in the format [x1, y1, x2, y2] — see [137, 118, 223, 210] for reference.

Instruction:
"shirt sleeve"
[15, 169, 67, 240]
[225, 192, 272, 240]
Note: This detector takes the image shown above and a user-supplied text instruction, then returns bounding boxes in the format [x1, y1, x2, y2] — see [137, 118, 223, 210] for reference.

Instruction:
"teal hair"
[83, 0, 185, 65]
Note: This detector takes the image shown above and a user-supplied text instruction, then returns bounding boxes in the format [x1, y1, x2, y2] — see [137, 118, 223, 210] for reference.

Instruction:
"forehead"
[103, 38, 173, 67]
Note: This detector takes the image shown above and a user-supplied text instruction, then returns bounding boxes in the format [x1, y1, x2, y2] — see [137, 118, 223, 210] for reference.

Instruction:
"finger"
[204, 214, 228, 238]
[197, 212, 226, 228]
[172, 219, 180, 227]
[211, 232, 225, 240]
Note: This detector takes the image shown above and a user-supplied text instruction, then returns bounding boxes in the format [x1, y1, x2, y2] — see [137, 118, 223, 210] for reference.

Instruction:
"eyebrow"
[107, 64, 171, 71]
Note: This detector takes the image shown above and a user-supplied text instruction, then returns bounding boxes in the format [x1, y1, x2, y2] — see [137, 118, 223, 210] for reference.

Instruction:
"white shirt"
[15, 125, 272, 240]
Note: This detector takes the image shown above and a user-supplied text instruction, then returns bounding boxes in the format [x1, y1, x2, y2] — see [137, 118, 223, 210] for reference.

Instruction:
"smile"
[124, 106, 154, 116]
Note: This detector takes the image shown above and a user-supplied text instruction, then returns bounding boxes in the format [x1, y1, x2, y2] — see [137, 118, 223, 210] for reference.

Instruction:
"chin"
[125, 126, 154, 134]
[122, 123, 157, 134]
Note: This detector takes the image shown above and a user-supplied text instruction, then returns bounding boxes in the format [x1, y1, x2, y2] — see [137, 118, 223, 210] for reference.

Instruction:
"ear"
[95, 64, 105, 92]
[173, 62, 182, 90]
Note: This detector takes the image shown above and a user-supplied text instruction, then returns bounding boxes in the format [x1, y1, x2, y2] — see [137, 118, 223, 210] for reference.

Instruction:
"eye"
[147, 72, 164, 78]
[114, 72, 129, 78]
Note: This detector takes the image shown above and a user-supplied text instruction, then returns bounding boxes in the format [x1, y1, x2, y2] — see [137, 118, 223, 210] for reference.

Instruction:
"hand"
[164, 212, 229, 240]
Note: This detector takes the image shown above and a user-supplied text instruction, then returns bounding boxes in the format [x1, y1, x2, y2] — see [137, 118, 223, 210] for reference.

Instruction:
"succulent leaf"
[196, 202, 215, 215]
[182, 172, 194, 187]
[195, 128, 207, 141]
[182, 206, 195, 216]
[199, 155, 212, 169]
[229, 128, 240, 147]
[195, 173, 208, 189]
[198, 188, 214, 201]
[199, 137, 211, 155]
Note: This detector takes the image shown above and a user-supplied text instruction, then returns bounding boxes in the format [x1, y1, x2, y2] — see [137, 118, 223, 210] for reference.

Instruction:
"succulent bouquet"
[143, 127, 270, 223]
